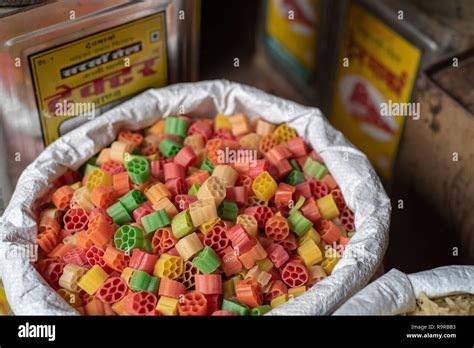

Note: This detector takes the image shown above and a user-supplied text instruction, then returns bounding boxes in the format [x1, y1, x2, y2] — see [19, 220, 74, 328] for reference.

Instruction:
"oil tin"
[0, 0, 200, 187]
[262, 0, 320, 93]
[329, 0, 470, 182]
[257, 0, 347, 112]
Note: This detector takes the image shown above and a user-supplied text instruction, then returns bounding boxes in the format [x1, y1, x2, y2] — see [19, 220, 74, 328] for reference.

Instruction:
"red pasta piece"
[195, 274, 222, 295]
[248, 159, 269, 179]
[151, 227, 178, 255]
[165, 177, 187, 197]
[132, 201, 154, 222]
[265, 215, 290, 241]
[178, 291, 207, 316]
[129, 249, 159, 274]
[141, 143, 159, 156]
[101, 160, 125, 176]
[103, 247, 130, 272]
[86, 214, 114, 248]
[89, 208, 113, 225]
[340, 207, 355, 232]
[174, 194, 198, 211]
[203, 225, 229, 253]
[63, 207, 89, 233]
[124, 291, 157, 315]
[226, 224, 255, 255]
[164, 163, 186, 181]
[235, 278, 262, 308]
[118, 130, 143, 147]
[266, 243, 289, 268]
[212, 310, 237, 316]
[173, 146, 196, 170]
[322, 174, 338, 191]
[281, 261, 309, 288]
[300, 197, 322, 223]
[62, 247, 88, 267]
[43, 261, 64, 290]
[218, 246, 243, 277]
[38, 216, 60, 236]
[158, 278, 186, 299]
[265, 280, 288, 303]
[309, 179, 329, 200]
[204, 294, 222, 315]
[214, 128, 233, 139]
[287, 137, 307, 157]
[244, 206, 274, 229]
[36, 258, 56, 275]
[96, 276, 128, 304]
[85, 245, 111, 272]
[37, 232, 58, 253]
[331, 188, 346, 211]
[150, 160, 163, 178]
[236, 175, 253, 195]
[52, 185, 74, 211]
[189, 121, 213, 141]
[277, 233, 298, 252]
[57, 228, 73, 243]
[319, 220, 342, 245]
[295, 182, 312, 199]
[225, 186, 248, 207]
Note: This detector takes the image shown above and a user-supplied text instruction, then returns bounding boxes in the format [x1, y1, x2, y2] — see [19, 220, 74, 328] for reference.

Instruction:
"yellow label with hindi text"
[29, 12, 168, 145]
[330, 3, 421, 180]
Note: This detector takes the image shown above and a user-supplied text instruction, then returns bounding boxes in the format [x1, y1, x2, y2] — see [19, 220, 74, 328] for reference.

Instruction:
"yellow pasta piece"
[321, 248, 340, 275]
[288, 286, 306, 298]
[299, 227, 321, 246]
[156, 296, 179, 316]
[297, 239, 323, 267]
[153, 254, 184, 280]
[273, 123, 297, 143]
[317, 194, 340, 220]
[77, 265, 108, 295]
[199, 217, 221, 235]
[214, 113, 232, 130]
[85, 169, 112, 191]
[256, 258, 273, 273]
[271, 294, 289, 308]
[252, 171, 278, 202]
[120, 267, 135, 286]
